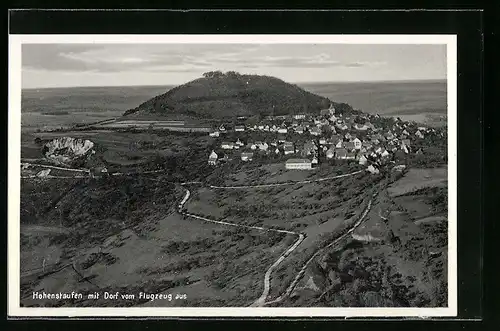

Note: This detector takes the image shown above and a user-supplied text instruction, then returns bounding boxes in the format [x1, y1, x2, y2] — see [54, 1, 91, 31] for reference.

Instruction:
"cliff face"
[43, 137, 95, 166]
[124, 72, 349, 119]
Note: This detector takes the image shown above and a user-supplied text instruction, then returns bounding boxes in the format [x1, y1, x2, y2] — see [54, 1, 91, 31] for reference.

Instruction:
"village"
[206, 104, 444, 174]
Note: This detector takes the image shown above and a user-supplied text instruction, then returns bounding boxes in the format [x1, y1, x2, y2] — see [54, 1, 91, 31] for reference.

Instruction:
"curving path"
[208, 170, 364, 189]
[21, 160, 369, 306]
[263, 193, 376, 306]
[21, 162, 90, 173]
[177, 168, 369, 307]
[177, 187, 304, 306]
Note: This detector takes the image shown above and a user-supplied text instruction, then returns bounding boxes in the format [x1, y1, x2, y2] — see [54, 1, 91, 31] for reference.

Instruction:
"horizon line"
[22, 78, 446, 90]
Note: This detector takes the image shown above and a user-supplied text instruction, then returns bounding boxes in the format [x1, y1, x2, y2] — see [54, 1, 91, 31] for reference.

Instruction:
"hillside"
[124, 71, 354, 119]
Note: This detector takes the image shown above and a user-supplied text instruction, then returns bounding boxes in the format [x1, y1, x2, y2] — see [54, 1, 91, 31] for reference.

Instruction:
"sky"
[21, 44, 447, 89]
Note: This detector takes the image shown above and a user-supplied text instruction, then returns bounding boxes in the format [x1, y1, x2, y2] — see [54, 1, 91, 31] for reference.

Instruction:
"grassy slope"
[283, 168, 448, 308]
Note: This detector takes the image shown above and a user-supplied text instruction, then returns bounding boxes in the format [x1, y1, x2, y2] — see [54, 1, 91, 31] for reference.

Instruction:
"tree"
[203, 71, 224, 79]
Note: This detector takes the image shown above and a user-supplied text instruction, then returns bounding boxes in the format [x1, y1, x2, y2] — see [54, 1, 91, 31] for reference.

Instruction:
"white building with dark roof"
[208, 150, 218, 165]
[241, 152, 254, 161]
[285, 158, 313, 170]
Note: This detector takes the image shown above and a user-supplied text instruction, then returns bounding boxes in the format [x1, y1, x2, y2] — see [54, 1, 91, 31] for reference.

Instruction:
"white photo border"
[8, 34, 457, 317]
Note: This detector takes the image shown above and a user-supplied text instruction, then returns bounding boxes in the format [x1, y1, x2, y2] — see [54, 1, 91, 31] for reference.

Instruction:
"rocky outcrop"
[36, 169, 51, 178]
[43, 137, 95, 166]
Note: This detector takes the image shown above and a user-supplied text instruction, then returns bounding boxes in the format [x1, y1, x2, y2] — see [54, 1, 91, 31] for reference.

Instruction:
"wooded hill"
[124, 71, 355, 119]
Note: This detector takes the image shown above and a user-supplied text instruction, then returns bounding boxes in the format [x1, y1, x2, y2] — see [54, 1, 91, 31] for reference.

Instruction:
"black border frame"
[5, 7, 490, 331]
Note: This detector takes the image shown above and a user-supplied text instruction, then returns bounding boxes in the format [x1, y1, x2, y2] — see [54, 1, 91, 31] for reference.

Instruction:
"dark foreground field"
[20, 122, 448, 308]
[20, 174, 293, 307]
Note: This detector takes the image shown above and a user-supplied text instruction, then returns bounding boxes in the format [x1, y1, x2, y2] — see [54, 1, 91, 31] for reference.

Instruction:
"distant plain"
[21, 80, 447, 130]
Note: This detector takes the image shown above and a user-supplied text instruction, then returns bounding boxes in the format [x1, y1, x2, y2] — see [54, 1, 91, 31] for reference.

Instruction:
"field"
[279, 167, 448, 307]
[302, 80, 447, 127]
[387, 167, 447, 197]
[183, 163, 389, 301]
[187, 168, 379, 231]
[22, 128, 215, 172]
[21, 80, 447, 130]
[19, 174, 291, 307]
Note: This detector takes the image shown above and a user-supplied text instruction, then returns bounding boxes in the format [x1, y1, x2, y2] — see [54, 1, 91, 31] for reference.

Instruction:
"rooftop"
[286, 158, 312, 164]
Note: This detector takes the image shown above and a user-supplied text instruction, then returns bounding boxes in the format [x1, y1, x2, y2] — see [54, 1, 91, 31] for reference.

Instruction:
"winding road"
[22, 159, 372, 306]
[208, 170, 364, 189]
[21, 162, 91, 173]
[177, 169, 371, 307]
[263, 193, 375, 306]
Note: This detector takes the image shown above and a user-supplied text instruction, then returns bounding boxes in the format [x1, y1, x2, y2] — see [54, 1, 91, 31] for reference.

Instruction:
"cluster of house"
[209, 104, 436, 140]
[207, 104, 441, 171]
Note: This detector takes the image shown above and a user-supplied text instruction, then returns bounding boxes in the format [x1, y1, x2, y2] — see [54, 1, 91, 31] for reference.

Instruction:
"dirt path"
[21, 225, 71, 235]
[263, 193, 375, 306]
[178, 168, 367, 307]
[177, 187, 303, 307]
[21, 162, 90, 173]
[209, 170, 364, 189]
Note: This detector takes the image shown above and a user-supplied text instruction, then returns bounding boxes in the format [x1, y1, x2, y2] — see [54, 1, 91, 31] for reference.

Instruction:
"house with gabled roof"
[354, 123, 369, 131]
[352, 137, 362, 149]
[208, 150, 218, 165]
[363, 141, 373, 150]
[344, 141, 355, 151]
[367, 165, 380, 174]
[335, 148, 348, 159]
[221, 142, 234, 149]
[285, 158, 313, 170]
[302, 141, 317, 156]
[326, 146, 336, 159]
[209, 129, 220, 137]
[358, 154, 368, 165]
[284, 145, 295, 155]
[346, 151, 356, 160]
[336, 123, 348, 131]
[277, 135, 287, 143]
[309, 127, 322, 136]
[241, 152, 254, 161]
[328, 135, 341, 145]
[295, 126, 305, 134]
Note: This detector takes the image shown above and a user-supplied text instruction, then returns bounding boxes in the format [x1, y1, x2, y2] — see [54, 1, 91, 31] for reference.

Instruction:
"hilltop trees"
[124, 72, 333, 118]
[202, 71, 225, 79]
